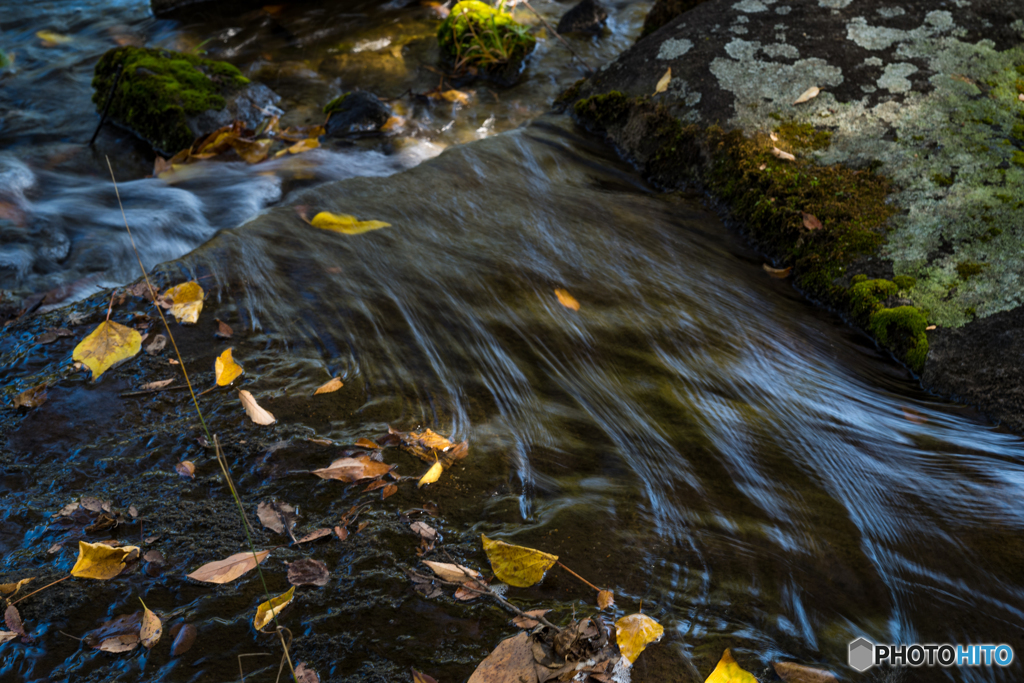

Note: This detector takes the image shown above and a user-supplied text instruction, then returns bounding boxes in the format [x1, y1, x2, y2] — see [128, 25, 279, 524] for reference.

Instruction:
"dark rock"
[556, 0, 608, 35]
[640, 0, 707, 39]
[323, 91, 392, 137]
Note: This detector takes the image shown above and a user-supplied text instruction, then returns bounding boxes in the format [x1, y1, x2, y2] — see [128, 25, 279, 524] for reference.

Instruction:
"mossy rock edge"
[437, 1, 536, 87]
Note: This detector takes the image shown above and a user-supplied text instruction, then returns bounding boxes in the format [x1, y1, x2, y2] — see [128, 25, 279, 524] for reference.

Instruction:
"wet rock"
[323, 91, 392, 137]
[556, 0, 608, 36]
[640, 0, 707, 39]
[91, 46, 281, 156]
[437, 0, 537, 87]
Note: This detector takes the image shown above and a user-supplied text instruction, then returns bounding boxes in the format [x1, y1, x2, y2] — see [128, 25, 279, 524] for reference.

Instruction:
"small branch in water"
[520, 1, 595, 75]
[556, 561, 600, 592]
[120, 384, 189, 398]
[10, 575, 70, 606]
[89, 61, 125, 146]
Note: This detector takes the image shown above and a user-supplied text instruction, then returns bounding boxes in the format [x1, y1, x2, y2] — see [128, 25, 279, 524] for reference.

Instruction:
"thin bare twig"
[10, 575, 70, 606]
[556, 561, 600, 592]
[410, 569, 562, 632]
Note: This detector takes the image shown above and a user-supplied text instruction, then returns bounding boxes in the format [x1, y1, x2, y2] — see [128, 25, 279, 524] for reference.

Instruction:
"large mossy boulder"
[91, 46, 281, 156]
[437, 1, 536, 86]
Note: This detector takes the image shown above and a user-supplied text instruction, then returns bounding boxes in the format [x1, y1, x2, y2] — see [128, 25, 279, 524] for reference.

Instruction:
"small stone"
[556, 0, 608, 35]
[323, 91, 391, 137]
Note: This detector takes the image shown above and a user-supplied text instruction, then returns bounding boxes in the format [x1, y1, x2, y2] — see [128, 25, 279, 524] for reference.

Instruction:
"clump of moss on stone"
[553, 78, 586, 111]
[573, 91, 633, 127]
[849, 279, 898, 318]
[870, 306, 929, 372]
[931, 172, 954, 187]
[92, 46, 249, 155]
[437, 1, 535, 85]
[1012, 151, 1024, 168]
[773, 120, 832, 152]
[324, 93, 349, 115]
[955, 261, 987, 279]
[892, 275, 916, 290]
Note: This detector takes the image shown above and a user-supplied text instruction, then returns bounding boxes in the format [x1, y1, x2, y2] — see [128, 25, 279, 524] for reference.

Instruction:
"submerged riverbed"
[3, 2, 1024, 683]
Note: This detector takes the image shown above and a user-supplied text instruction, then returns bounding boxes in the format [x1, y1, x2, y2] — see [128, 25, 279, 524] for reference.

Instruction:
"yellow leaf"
[187, 550, 270, 583]
[229, 137, 273, 164]
[239, 389, 276, 425]
[439, 89, 470, 105]
[418, 457, 443, 488]
[254, 585, 295, 630]
[310, 211, 391, 235]
[286, 137, 320, 155]
[215, 348, 244, 386]
[73, 321, 142, 379]
[139, 599, 162, 649]
[412, 670, 439, 683]
[480, 534, 557, 588]
[36, 30, 72, 46]
[554, 289, 579, 311]
[314, 377, 343, 395]
[0, 577, 33, 597]
[163, 281, 204, 324]
[655, 68, 671, 94]
[70, 541, 141, 580]
[705, 648, 757, 683]
[615, 613, 664, 665]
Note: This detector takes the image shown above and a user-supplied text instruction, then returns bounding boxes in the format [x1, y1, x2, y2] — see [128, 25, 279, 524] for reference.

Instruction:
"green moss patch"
[92, 46, 250, 156]
[437, 1, 535, 85]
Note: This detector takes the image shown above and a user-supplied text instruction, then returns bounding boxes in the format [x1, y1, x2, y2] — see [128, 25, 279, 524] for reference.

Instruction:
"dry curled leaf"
[314, 377, 343, 395]
[480, 534, 558, 588]
[70, 541, 141, 580]
[254, 586, 295, 630]
[0, 631, 17, 645]
[773, 661, 838, 683]
[139, 600, 162, 649]
[215, 348, 244, 386]
[926, 325, 937, 331]
[312, 455, 391, 482]
[801, 212, 823, 230]
[615, 613, 664, 665]
[554, 288, 579, 311]
[187, 550, 269, 583]
[311, 211, 391, 235]
[13, 384, 47, 409]
[422, 560, 482, 583]
[163, 282, 204, 324]
[73, 320, 142, 379]
[706, 648, 757, 683]
[239, 390, 276, 425]
[0, 578, 33, 597]
[655, 67, 671, 94]
[287, 558, 330, 587]
[140, 379, 174, 391]
[772, 147, 796, 162]
[763, 264, 793, 278]
[170, 623, 197, 656]
[793, 86, 820, 104]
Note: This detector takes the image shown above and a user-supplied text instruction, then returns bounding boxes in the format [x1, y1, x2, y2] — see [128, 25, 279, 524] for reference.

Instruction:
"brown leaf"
[597, 590, 615, 609]
[257, 500, 298, 540]
[901, 406, 927, 425]
[763, 264, 793, 278]
[145, 334, 167, 355]
[312, 455, 392, 482]
[412, 669, 438, 683]
[355, 438, 379, 449]
[314, 377, 343, 395]
[363, 479, 389, 492]
[801, 212, 823, 230]
[512, 609, 550, 629]
[454, 577, 490, 600]
[239, 390, 276, 425]
[83, 612, 142, 646]
[773, 661, 838, 683]
[36, 328, 72, 344]
[296, 528, 333, 544]
[382, 483, 398, 499]
[554, 288, 580, 311]
[187, 550, 270, 583]
[214, 319, 234, 339]
[334, 526, 348, 540]
[13, 384, 47, 409]
[287, 558, 330, 586]
[5, 605, 27, 640]
[170, 623, 197, 656]
[410, 521, 436, 542]
[175, 461, 196, 479]
[467, 632, 536, 683]
[140, 379, 174, 391]
[772, 147, 796, 162]
[423, 561, 481, 583]
[296, 662, 321, 683]
[99, 634, 139, 652]
[793, 86, 820, 104]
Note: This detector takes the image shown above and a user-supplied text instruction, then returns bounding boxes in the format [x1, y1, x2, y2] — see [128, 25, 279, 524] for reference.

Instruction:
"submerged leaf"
[480, 534, 558, 588]
[140, 379, 174, 391]
[311, 212, 391, 235]
[215, 319, 234, 339]
[254, 585, 295, 630]
[163, 282, 204, 324]
[597, 589, 615, 609]
[705, 648, 757, 683]
[13, 384, 47, 409]
[355, 438, 380, 449]
[773, 661, 838, 683]
[312, 455, 391, 482]
[170, 623, 197, 656]
[314, 377, 343, 395]
[70, 541, 140, 580]
[287, 558, 330, 587]
[215, 348, 244, 386]
[99, 634, 139, 652]
[73, 321, 142, 379]
[239, 390, 276, 425]
[37, 30, 73, 46]
[615, 613, 663, 665]
[187, 550, 269, 584]
[554, 288, 579, 311]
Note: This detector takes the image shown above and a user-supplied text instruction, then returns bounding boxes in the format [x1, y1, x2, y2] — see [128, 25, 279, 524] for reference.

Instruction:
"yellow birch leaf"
[286, 137, 320, 155]
[705, 648, 757, 683]
[70, 541, 141, 580]
[187, 550, 270, 583]
[164, 281, 204, 324]
[0, 578, 34, 597]
[73, 321, 142, 379]
[37, 30, 73, 46]
[554, 289, 580, 311]
[314, 377, 343, 395]
[310, 212, 391, 235]
[254, 585, 295, 630]
[215, 348, 244, 386]
[418, 457, 443, 488]
[139, 599, 162, 649]
[480, 534, 558, 588]
[615, 613, 664, 665]
[655, 68, 671, 94]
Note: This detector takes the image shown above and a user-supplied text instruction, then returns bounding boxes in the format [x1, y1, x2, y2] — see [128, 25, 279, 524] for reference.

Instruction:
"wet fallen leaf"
[0, 631, 17, 645]
[423, 560, 482, 583]
[139, 599, 162, 649]
[901, 406, 927, 425]
[187, 549, 270, 583]
[706, 648, 757, 683]
[70, 540, 141, 580]
[5, 605, 27, 640]
[231, 137, 273, 164]
[254, 585, 295, 630]
[37, 30, 73, 46]
[215, 348, 244, 386]
[73, 320, 142, 379]
[145, 334, 167, 355]
[170, 623, 197, 656]
[285, 137, 320, 155]
[407, 428, 456, 452]
[36, 327, 73, 344]
[0, 578, 33, 597]
[314, 377, 343, 395]
[597, 589, 615, 609]
[467, 632, 535, 683]
[410, 521, 436, 541]
[13, 384, 47, 409]
[763, 264, 793, 278]
[512, 609, 550, 629]
[383, 483, 398, 498]
[312, 455, 391, 482]
[793, 86, 820, 104]
[364, 479, 389, 492]
[311, 211, 391, 235]
[295, 662, 320, 683]
[334, 526, 348, 540]
[381, 115, 406, 132]
[257, 500, 298, 540]
[554, 288, 580, 311]
[481, 534, 558, 588]
[418, 457, 443, 488]
[239, 390, 276, 425]
[163, 281, 204, 324]
[287, 558, 330, 586]
[215, 319, 233, 339]
[356, 438, 380, 449]
[773, 661, 838, 683]
[99, 634, 139, 652]
[412, 669, 438, 683]
[82, 612, 142, 647]
[175, 461, 196, 479]
[141, 379, 174, 391]
[615, 613, 664, 665]
[655, 67, 671, 94]
[802, 212, 823, 230]
[296, 528, 332, 544]
[772, 147, 796, 162]
[440, 89, 471, 104]
[454, 577, 490, 600]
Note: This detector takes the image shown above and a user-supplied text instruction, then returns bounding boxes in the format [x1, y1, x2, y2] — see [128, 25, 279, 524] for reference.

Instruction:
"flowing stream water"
[3, 2, 1024, 683]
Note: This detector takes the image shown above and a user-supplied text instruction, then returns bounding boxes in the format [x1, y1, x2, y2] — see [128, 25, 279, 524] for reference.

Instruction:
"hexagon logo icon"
[849, 637, 875, 672]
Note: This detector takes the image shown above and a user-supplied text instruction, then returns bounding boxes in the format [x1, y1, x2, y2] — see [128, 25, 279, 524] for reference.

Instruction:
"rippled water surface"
[3, 2, 1024, 683]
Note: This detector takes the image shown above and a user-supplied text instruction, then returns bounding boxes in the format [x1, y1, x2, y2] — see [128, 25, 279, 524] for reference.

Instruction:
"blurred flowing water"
[2, 2, 1024, 683]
